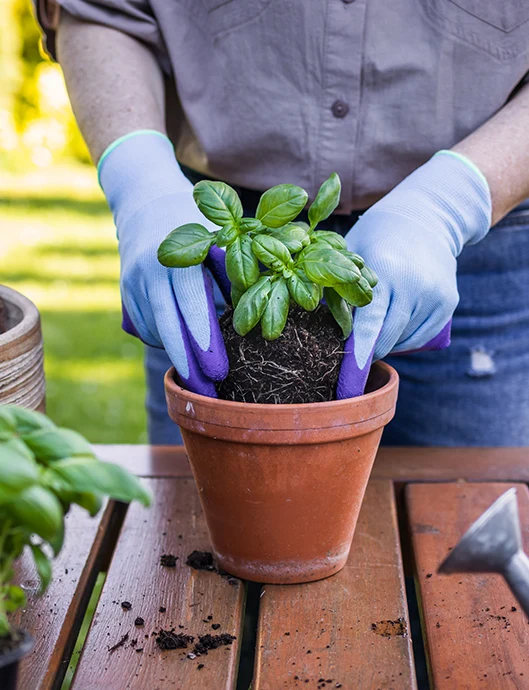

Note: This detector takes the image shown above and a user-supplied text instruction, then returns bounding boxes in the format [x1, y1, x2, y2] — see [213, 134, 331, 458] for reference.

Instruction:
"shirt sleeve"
[32, 0, 169, 71]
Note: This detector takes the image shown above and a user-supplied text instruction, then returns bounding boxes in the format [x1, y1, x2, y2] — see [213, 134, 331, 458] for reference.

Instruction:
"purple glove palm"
[99, 131, 229, 397]
[337, 151, 492, 399]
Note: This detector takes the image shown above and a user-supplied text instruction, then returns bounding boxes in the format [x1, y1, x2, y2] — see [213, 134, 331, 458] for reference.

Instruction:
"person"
[34, 1, 529, 446]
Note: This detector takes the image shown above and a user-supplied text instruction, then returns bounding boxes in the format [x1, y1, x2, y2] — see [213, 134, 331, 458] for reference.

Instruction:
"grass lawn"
[0, 164, 147, 443]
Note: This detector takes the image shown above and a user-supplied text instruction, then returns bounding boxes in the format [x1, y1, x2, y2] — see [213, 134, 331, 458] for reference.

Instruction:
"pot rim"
[0, 285, 40, 349]
[0, 628, 34, 670]
[165, 360, 398, 412]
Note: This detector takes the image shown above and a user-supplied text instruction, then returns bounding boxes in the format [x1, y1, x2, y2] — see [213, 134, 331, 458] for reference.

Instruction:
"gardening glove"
[98, 130, 229, 397]
[337, 151, 492, 399]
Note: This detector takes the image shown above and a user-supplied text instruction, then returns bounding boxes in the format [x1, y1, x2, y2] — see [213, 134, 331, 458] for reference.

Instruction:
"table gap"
[395, 483, 432, 690]
[236, 581, 262, 690]
[51, 501, 129, 690]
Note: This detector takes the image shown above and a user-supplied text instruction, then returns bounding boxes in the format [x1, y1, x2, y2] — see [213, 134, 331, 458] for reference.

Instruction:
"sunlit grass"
[0, 166, 147, 443]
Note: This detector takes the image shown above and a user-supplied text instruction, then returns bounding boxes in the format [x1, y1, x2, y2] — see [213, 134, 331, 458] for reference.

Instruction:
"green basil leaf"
[312, 230, 347, 250]
[193, 180, 243, 226]
[22, 427, 94, 463]
[158, 223, 215, 268]
[270, 224, 311, 252]
[216, 221, 240, 248]
[0, 438, 39, 498]
[0, 407, 16, 435]
[52, 455, 151, 507]
[287, 270, 321, 311]
[339, 249, 365, 268]
[256, 184, 308, 228]
[3, 405, 54, 435]
[31, 544, 52, 593]
[239, 218, 264, 234]
[334, 276, 374, 307]
[43, 470, 103, 517]
[226, 235, 260, 290]
[360, 264, 378, 288]
[324, 287, 353, 338]
[233, 276, 272, 336]
[10, 485, 63, 543]
[308, 173, 341, 230]
[252, 234, 292, 272]
[261, 278, 290, 341]
[230, 284, 245, 308]
[4, 584, 27, 613]
[301, 246, 361, 286]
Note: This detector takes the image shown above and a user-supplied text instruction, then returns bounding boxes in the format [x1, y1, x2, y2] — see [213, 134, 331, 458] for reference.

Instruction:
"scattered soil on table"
[186, 550, 239, 585]
[160, 554, 178, 567]
[371, 618, 407, 638]
[134, 617, 144, 627]
[0, 629, 24, 656]
[155, 630, 194, 651]
[108, 633, 129, 653]
[216, 305, 344, 404]
[192, 633, 236, 655]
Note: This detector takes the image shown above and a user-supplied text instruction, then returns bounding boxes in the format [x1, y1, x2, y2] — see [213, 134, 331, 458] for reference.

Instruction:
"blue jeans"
[145, 201, 529, 446]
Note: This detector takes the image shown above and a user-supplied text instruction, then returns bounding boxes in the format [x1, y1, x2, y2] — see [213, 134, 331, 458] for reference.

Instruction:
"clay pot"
[165, 361, 398, 584]
[0, 630, 33, 690]
[0, 286, 45, 412]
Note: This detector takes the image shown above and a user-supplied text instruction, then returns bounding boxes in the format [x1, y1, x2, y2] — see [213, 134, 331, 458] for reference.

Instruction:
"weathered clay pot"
[0, 630, 33, 690]
[0, 286, 45, 411]
[165, 361, 398, 584]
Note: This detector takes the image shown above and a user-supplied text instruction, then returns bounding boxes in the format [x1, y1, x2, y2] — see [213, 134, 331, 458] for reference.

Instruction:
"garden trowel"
[438, 488, 529, 617]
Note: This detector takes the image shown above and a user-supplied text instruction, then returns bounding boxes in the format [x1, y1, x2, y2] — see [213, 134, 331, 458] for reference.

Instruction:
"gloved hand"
[98, 130, 229, 397]
[337, 151, 492, 399]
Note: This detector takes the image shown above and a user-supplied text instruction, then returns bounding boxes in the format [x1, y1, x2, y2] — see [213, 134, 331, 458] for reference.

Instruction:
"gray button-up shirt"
[36, 0, 529, 212]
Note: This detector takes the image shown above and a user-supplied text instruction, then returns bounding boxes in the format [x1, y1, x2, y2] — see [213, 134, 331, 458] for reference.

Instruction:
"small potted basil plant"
[158, 173, 398, 585]
[0, 405, 150, 690]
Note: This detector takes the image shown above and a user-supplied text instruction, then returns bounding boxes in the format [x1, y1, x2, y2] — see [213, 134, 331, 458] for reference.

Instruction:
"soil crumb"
[371, 618, 407, 638]
[121, 601, 132, 610]
[108, 633, 129, 653]
[192, 633, 236, 655]
[186, 550, 239, 586]
[155, 630, 194, 651]
[160, 554, 178, 567]
[134, 617, 144, 627]
[216, 305, 344, 404]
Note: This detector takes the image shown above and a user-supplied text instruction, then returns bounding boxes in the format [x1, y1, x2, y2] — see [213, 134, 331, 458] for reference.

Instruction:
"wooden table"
[12, 446, 529, 690]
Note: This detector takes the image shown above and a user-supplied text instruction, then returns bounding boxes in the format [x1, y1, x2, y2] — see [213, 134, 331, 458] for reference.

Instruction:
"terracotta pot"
[0, 286, 45, 412]
[165, 361, 398, 584]
[0, 630, 33, 690]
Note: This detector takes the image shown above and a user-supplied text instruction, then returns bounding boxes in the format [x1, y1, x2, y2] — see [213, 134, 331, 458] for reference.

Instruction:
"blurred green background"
[0, 0, 147, 443]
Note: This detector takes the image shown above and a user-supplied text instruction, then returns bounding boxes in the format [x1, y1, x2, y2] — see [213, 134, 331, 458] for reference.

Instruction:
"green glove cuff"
[97, 130, 171, 184]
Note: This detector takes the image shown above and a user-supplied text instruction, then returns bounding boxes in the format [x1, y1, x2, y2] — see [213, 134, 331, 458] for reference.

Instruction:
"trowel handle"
[504, 551, 529, 618]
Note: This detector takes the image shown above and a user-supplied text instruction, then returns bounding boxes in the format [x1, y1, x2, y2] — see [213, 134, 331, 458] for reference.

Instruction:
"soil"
[216, 304, 344, 404]
[108, 633, 129, 653]
[160, 554, 178, 567]
[155, 630, 194, 651]
[192, 633, 236, 655]
[370, 618, 407, 638]
[186, 550, 239, 586]
[0, 629, 23, 656]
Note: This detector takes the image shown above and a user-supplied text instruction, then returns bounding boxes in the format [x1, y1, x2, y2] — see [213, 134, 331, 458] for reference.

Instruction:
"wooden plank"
[373, 448, 529, 482]
[95, 445, 192, 478]
[254, 480, 416, 689]
[72, 478, 245, 690]
[94, 445, 529, 482]
[12, 501, 124, 690]
[407, 482, 529, 689]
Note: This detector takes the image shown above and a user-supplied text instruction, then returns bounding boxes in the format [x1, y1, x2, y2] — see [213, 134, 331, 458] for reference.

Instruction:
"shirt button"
[331, 100, 349, 118]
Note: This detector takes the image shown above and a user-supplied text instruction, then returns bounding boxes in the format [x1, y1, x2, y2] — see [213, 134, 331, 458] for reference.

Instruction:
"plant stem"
[0, 519, 14, 638]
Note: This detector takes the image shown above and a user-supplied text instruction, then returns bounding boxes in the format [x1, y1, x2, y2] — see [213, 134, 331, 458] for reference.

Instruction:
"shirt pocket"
[201, 0, 274, 37]
[423, 0, 529, 59]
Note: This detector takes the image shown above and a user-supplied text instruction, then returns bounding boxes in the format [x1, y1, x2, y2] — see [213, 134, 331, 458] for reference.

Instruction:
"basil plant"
[0, 405, 150, 637]
[158, 173, 377, 340]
